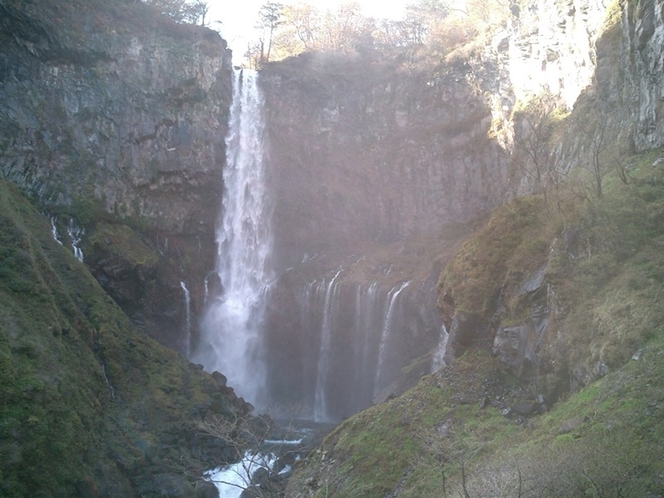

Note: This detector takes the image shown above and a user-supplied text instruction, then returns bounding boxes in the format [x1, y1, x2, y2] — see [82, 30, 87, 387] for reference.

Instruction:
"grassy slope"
[0, 177, 241, 496]
[286, 152, 664, 497]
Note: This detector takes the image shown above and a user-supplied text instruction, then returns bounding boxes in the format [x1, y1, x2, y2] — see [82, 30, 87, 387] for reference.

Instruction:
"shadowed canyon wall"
[0, 0, 232, 352]
[261, 53, 509, 267]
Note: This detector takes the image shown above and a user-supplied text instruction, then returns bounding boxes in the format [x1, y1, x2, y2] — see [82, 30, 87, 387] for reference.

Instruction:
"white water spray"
[49, 216, 62, 245]
[374, 281, 409, 396]
[196, 69, 273, 406]
[180, 281, 191, 357]
[354, 282, 380, 403]
[432, 323, 449, 371]
[313, 268, 343, 422]
[67, 219, 84, 262]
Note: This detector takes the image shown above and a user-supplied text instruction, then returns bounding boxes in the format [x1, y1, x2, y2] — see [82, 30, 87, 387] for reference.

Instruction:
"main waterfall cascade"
[194, 69, 274, 406]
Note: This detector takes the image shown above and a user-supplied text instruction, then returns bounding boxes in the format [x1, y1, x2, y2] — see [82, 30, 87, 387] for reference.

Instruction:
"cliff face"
[428, 0, 664, 412]
[621, 0, 664, 149]
[0, 1, 258, 496]
[254, 0, 611, 418]
[257, 53, 509, 417]
[0, 0, 232, 350]
[260, 53, 507, 268]
[285, 1, 664, 495]
[256, 0, 664, 420]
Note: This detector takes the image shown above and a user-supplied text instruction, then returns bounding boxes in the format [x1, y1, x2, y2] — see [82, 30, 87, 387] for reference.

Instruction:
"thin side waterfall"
[313, 268, 343, 422]
[67, 219, 84, 262]
[432, 323, 449, 371]
[180, 281, 191, 357]
[374, 281, 410, 396]
[203, 274, 209, 307]
[49, 216, 62, 245]
[195, 69, 273, 406]
[295, 277, 420, 420]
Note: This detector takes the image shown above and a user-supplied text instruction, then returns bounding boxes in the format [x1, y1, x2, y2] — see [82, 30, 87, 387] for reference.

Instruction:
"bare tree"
[197, 413, 273, 494]
[512, 95, 569, 216]
[404, 0, 450, 44]
[572, 117, 621, 202]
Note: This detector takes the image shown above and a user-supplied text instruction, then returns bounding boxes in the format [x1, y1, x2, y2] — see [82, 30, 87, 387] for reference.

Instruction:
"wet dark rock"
[493, 266, 550, 380]
[0, 0, 232, 354]
[511, 401, 539, 417]
[445, 312, 487, 361]
[251, 467, 271, 488]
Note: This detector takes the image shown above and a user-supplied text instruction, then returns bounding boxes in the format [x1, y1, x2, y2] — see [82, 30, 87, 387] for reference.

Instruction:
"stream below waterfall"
[206, 419, 334, 498]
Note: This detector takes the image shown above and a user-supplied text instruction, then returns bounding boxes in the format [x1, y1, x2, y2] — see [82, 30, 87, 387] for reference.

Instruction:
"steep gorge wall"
[441, 0, 664, 399]
[260, 53, 508, 268]
[258, 52, 509, 418]
[257, 0, 664, 418]
[0, 0, 232, 351]
[621, 0, 664, 149]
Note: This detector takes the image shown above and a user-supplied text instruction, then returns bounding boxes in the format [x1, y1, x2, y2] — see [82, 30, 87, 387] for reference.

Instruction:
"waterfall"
[291, 276, 419, 420]
[67, 219, 84, 262]
[180, 281, 191, 357]
[196, 69, 273, 406]
[49, 214, 84, 261]
[49, 216, 62, 245]
[374, 281, 409, 397]
[203, 274, 209, 307]
[432, 323, 449, 371]
[313, 268, 343, 422]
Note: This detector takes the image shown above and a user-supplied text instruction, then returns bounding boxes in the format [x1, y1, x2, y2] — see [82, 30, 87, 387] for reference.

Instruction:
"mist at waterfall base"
[193, 69, 273, 408]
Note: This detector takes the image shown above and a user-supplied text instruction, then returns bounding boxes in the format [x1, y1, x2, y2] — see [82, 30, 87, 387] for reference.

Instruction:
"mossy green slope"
[286, 152, 664, 497]
[0, 177, 244, 496]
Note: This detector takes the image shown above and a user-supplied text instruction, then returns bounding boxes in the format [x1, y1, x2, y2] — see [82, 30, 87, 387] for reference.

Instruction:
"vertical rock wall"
[257, 0, 664, 417]
[621, 0, 664, 149]
[0, 0, 232, 351]
[261, 53, 508, 270]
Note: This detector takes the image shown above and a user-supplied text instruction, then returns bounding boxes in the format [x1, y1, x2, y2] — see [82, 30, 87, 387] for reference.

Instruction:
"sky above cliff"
[208, 0, 411, 63]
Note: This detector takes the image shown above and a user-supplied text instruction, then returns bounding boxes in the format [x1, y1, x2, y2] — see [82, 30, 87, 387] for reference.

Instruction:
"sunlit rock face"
[621, 0, 664, 149]
[505, 0, 611, 108]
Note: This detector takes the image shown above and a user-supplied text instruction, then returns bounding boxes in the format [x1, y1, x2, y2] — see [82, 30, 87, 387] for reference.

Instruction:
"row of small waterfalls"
[188, 69, 447, 424]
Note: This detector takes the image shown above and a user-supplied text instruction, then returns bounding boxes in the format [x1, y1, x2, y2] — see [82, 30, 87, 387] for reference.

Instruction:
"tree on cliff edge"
[142, 0, 209, 25]
[258, 2, 285, 62]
